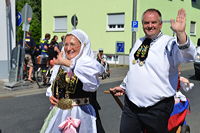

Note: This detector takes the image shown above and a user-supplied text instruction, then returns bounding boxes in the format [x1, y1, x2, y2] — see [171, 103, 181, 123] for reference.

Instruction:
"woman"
[48, 35, 60, 61]
[40, 29, 104, 133]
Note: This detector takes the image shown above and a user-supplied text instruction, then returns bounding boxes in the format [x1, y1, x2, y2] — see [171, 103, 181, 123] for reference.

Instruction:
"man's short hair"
[142, 8, 162, 23]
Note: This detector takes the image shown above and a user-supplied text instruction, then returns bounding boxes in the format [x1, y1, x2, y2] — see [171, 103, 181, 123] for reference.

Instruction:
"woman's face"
[55, 36, 58, 41]
[64, 35, 81, 60]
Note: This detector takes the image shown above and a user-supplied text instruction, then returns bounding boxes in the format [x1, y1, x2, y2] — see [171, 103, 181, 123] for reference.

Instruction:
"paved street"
[0, 63, 199, 133]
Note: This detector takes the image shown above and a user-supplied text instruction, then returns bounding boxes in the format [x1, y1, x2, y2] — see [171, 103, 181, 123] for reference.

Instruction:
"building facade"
[0, 0, 16, 79]
[42, 0, 200, 64]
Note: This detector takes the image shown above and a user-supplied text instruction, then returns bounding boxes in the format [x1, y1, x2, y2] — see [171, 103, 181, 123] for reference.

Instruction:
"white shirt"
[121, 33, 196, 107]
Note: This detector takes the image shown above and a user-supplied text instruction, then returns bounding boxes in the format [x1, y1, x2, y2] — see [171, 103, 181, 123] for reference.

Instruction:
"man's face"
[47, 36, 51, 41]
[99, 51, 103, 55]
[142, 11, 162, 39]
[64, 35, 81, 60]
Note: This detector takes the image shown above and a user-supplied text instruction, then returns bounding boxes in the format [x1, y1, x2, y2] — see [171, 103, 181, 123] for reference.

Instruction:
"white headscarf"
[46, 29, 104, 96]
[61, 29, 94, 69]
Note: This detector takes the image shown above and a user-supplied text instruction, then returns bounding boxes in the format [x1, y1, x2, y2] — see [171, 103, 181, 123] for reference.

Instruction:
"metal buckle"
[57, 98, 73, 110]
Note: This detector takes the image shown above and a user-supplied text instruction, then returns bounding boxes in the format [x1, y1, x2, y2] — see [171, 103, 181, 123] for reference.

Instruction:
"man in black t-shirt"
[18, 32, 36, 81]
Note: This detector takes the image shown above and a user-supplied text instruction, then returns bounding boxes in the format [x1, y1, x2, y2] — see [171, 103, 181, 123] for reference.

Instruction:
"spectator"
[97, 48, 110, 78]
[58, 35, 65, 51]
[97, 48, 106, 64]
[39, 33, 51, 72]
[48, 35, 60, 61]
[196, 38, 200, 54]
[40, 33, 51, 58]
[18, 31, 36, 82]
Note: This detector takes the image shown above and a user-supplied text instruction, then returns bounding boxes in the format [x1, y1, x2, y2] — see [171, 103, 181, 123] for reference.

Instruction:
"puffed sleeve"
[46, 85, 52, 97]
[166, 36, 196, 67]
[74, 55, 104, 92]
[45, 65, 60, 97]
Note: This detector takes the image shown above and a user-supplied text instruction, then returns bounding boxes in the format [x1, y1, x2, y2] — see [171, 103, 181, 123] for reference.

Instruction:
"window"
[190, 21, 196, 35]
[107, 13, 125, 31]
[54, 16, 67, 32]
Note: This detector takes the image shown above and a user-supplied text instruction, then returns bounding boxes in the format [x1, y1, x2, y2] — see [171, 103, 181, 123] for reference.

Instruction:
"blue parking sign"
[132, 21, 138, 32]
[116, 42, 124, 53]
[132, 21, 138, 28]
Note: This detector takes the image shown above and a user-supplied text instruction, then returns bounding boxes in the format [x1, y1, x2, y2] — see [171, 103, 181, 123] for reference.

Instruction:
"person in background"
[175, 65, 194, 104]
[196, 38, 200, 54]
[39, 33, 51, 72]
[40, 29, 105, 133]
[97, 48, 106, 65]
[48, 35, 60, 61]
[58, 35, 65, 51]
[110, 8, 196, 133]
[40, 33, 51, 58]
[18, 31, 36, 82]
[97, 48, 110, 77]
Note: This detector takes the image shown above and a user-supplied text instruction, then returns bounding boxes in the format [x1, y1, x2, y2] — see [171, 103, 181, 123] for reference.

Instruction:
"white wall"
[0, 0, 16, 79]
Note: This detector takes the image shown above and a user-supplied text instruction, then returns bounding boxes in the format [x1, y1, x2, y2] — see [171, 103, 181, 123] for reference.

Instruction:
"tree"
[16, 0, 41, 45]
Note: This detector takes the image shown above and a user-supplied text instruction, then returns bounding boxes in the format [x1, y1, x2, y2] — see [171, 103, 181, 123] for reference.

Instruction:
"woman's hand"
[53, 52, 72, 67]
[49, 96, 59, 105]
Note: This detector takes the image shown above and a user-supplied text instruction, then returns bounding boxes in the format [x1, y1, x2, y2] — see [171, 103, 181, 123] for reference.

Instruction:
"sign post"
[20, 3, 32, 81]
[21, 3, 32, 47]
[5, 3, 33, 89]
[71, 14, 78, 29]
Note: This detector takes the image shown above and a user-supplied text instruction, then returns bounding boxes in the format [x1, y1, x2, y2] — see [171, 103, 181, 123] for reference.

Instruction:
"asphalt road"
[0, 66, 199, 133]
[0, 81, 123, 133]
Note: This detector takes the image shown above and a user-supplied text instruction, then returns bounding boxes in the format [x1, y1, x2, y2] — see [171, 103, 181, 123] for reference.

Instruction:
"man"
[39, 33, 51, 72]
[97, 48, 108, 64]
[19, 31, 36, 81]
[110, 8, 196, 133]
[40, 33, 51, 58]
[97, 48, 110, 78]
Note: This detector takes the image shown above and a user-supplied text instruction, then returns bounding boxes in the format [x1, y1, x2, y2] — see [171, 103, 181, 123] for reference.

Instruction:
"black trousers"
[120, 95, 174, 133]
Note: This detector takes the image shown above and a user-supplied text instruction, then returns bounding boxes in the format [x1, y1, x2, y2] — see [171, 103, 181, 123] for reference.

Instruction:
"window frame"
[54, 16, 67, 33]
[190, 21, 196, 36]
[107, 13, 125, 32]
